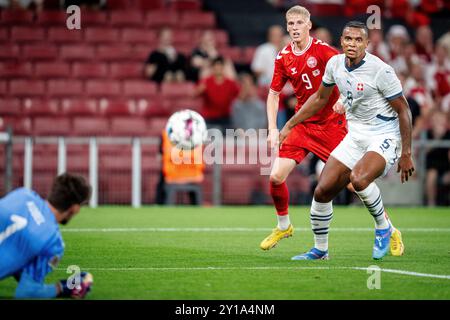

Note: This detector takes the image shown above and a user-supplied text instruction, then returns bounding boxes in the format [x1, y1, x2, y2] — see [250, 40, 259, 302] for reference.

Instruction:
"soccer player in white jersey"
[279, 21, 415, 260]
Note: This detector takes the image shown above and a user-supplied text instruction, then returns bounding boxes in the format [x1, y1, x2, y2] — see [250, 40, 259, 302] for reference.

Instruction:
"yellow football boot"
[260, 224, 294, 250]
[390, 227, 404, 256]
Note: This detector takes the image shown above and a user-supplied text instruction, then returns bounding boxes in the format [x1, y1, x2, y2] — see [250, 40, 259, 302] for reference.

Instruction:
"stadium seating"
[0, 62, 33, 78]
[96, 45, 134, 61]
[98, 99, 134, 116]
[145, 11, 179, 28]
[22, 45, 59, 61]
[60, 99, 98, 116]
[72, 62, 108, 79]
[85, 80, 121, 98]
[72, 117, 109, 136]
[123, 80, 158, 98]
[0, 45, 20, 61]
[33, 117, 71, 136]
[0, 81, 6, 95]
[110, 63, 143, 79]
[34, 62, 70, 79]
[10, 80, 46, 97]
[110, 11, 144, 27]
[121, 28, 157, 45]
[84, 28, 120, 43]
[47, 27, 84, 43]
[59, 45, 96, 61]
[36, 10, 67, 26]
[110, 118, 148, 136]
[47, 80, 83, 97]
[78, 11, 108, 26]
[10, 27, 45, 42]
[180, 12, 215, 29]
[22, 98, 59, 116]
[0, 99, 21, 116]
[0, 10, 34, 25]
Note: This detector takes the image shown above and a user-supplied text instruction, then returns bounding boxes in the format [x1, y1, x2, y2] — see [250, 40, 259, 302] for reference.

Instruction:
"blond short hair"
[286, 5, 310, 21]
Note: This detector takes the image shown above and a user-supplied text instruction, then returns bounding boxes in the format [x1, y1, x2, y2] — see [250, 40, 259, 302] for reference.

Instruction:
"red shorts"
[279, 117, 347, 163]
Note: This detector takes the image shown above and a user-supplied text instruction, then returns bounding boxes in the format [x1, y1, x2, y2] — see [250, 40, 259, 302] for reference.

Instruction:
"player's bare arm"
[389, 95, 415, 183]
[279, 84, 334, 144]
[266, 90, 281, 149]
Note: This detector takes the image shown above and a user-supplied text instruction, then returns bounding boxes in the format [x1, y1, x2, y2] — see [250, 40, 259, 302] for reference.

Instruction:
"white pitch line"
[61, 227, 450, 233]
[55, 266, 450, 280]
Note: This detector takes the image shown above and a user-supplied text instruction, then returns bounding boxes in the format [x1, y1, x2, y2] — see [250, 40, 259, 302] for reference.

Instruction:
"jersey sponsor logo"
[312, 69, 321, 77]
[0, 215, 28, 245]
[307, 56, 317, 68]
[290, 67, 298, 75]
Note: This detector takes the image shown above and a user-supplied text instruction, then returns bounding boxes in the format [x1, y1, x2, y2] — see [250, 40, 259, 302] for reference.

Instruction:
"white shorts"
[330, 133, 401, 177]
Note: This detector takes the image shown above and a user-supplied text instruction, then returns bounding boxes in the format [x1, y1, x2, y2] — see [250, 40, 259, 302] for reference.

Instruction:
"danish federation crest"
[307, 56, 317, 68]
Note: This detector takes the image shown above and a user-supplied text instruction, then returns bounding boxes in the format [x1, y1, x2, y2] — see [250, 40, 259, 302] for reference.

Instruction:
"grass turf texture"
[1, 206, 449, 299]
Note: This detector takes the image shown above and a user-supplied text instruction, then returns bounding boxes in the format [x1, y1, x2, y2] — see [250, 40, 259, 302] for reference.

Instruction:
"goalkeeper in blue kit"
[0, 173, 93, 299]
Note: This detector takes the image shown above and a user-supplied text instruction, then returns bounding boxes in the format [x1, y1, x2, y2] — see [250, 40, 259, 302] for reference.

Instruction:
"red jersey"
[200, 75, 240, 120]
[270, 37, 341, 125]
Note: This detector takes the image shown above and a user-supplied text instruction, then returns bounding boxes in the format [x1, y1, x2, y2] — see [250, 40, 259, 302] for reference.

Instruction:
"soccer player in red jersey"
[260, 5, 347, 250]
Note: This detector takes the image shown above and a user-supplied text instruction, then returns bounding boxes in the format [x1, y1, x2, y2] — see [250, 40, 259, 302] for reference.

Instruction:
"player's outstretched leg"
[260, 158, 296, 250]
[351, 151, 403, 260]
[292, 156, 351, 260]
[291, 199, 332, 260]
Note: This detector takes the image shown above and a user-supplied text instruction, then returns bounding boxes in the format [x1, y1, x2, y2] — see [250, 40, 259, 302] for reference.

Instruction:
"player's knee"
[350, 172, 370, 191]
[269, 173, 285, 185]
[314, 184, 333, 203]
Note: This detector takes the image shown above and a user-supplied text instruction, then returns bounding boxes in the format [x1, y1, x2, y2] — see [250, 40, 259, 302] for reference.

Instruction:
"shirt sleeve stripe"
[322, 81, 335, 87]
[386, 91, 403, 101]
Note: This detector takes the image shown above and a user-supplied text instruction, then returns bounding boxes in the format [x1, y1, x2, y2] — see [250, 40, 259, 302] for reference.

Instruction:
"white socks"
[277, 214, 291, 231]
[310, 199, 333, 252]
[355, 182, 390, 230]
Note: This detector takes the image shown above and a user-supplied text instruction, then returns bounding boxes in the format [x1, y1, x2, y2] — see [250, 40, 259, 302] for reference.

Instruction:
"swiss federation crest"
[307, 56, 317, 68]
[356, 82, 364, 96]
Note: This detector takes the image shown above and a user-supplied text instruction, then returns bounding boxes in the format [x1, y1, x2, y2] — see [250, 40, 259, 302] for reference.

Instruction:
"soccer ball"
[165, 109, 207, 150]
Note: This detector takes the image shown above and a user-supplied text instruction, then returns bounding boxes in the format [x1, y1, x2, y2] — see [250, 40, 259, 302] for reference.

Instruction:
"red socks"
[270, 181, 289, 216]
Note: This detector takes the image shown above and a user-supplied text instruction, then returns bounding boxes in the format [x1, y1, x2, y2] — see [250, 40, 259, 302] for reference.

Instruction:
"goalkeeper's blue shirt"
[0, 188, 64, 298]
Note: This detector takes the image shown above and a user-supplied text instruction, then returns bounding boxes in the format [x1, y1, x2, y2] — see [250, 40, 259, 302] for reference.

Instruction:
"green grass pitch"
[1, 206, 449, 299]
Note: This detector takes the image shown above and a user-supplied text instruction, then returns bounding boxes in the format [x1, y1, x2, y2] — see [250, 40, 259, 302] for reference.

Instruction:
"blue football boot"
[372, 225, 392, 260]
[291, 248, 329, 260]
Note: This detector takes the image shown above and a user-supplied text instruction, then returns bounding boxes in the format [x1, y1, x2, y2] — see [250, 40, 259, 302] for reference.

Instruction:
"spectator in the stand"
[426, 44, 450, 106]
[425, 111, 450, 206]
[438, 32, 450, 60]
[64, 0, 105, 9]
[414, 25, 434, 63]
[404, 62, 434, 114]
[251, 25, 285, 87]
[231, 73, 267, 132]
[195, 56, 240, 134]
[386, 24, 412, 74]
[367, 28, 390, 62]
[144, 28, 187, 84]
[187, 31, 219, 82]
[313, 27, 333, 46]
[1, 0, 45, 10]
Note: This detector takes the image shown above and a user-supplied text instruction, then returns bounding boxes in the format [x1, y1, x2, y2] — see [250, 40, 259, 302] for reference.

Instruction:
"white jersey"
[322, 52, 403, 138]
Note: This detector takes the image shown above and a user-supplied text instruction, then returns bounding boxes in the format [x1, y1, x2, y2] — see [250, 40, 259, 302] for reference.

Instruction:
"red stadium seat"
[0, 28, 7, 42]
[0, 45, 20, 60]
[133, 97, 169, 117]
[110, 117, 148, 136]
[136, 0, 164, 10]
[80, 11, 108, 26]
[96, 45, 134, 61]
[10, 80, 46, 96]
[242, 46, 256, 64]
[161, 82, 195, 98]
[60, 45, 95, 61]
[110, 62, 143, 79]
[0, 62, 32, 78]
[0, 116, 32, 135]
[213, 30, 229, 47]
[123, 80, 157, 98]
[147, 117, 167, 136]
[85, 28, 120, 43]
[220, 47, 243, 63]
[37, 10, 67, 25]
[180, 12, 215, 29]
[72, 62, 108, 79]
[0, 81, 6, 95]
[47, 79, 83, 97]
[98, 99, 134, 116]
[85, 80, 121, 98]
[145, 11, 179, 28]
[121, 28, 157, 45]
[171, 30, 193, 46]
[106, 0, 129, 10]
[33, 117, 71, 136]
[0, 10, 34, 25]
[110, 11, 144, 27]
[34, 62, 70, 79]
[133, 45, 155, 61]
[10, 27, 45, 42]
[22, 98, 59, 117]
[47, 27, 83, 43]
[72, 117, 109, 136]
[169, 0, 202, 11]
[0, 98, 21, 116]
[61, 98, 98, 116]
[22, 45, 58, 61]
